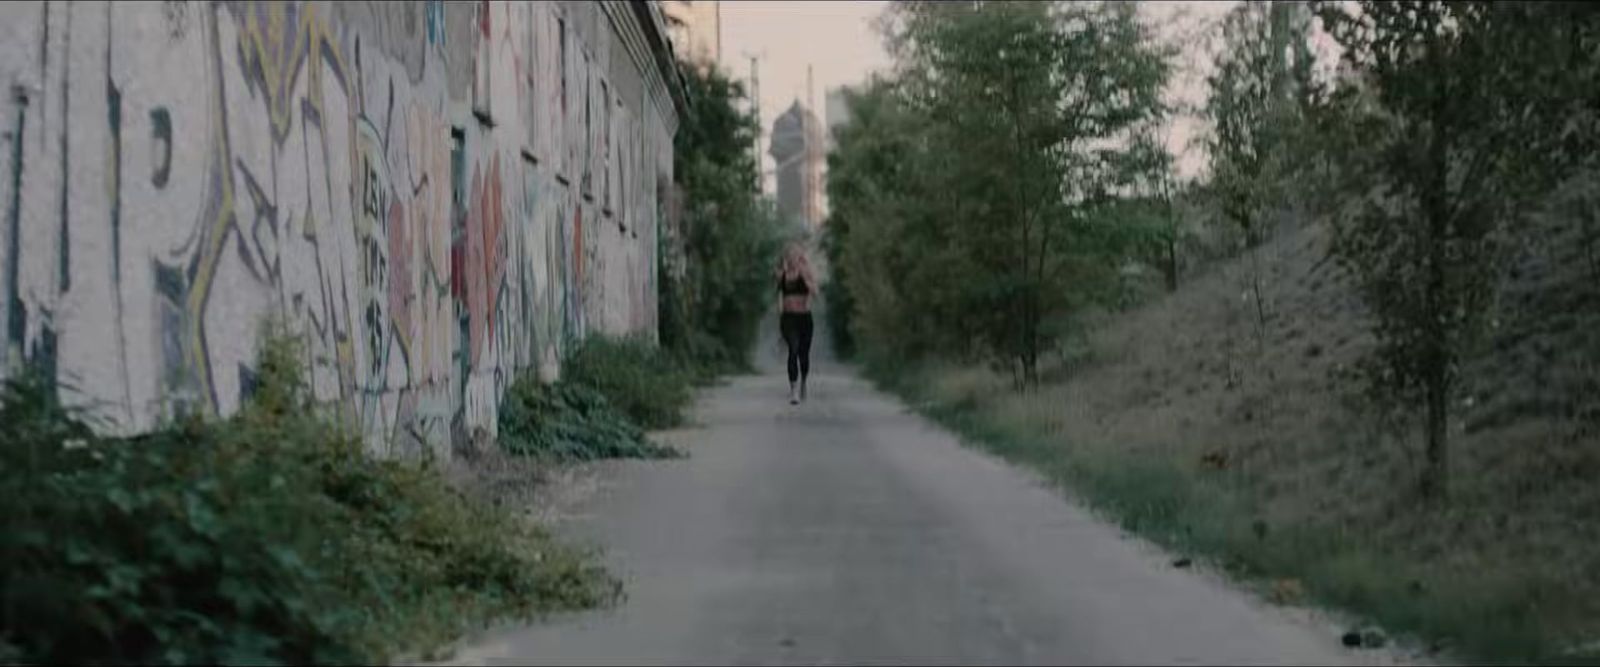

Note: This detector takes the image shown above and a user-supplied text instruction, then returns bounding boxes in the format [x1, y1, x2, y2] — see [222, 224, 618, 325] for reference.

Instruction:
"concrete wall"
[0, 1, 680, 458]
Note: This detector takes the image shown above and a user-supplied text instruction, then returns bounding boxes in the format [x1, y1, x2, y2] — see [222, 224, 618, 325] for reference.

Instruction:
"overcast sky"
[717, 1, 1257, 189]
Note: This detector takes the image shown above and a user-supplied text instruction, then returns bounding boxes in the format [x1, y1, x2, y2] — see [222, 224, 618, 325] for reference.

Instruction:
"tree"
[1310, 1, 1585, 500]
[825, 79, 962, 363]
[1478, 3, 1600, 288]
[1203, 1, 1319, 331]
[820, 80, 909, 360]
[663, 62, 786, 369]
[1126, 121, 1182, 292]
[880, 0, 1172, 387]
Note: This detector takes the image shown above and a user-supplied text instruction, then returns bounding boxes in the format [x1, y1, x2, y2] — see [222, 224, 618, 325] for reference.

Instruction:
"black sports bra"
[780, 272, 809, 296]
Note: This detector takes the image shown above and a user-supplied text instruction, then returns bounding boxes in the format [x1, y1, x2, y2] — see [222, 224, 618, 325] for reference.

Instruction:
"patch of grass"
[666, 327, 753, 385]
[497, 374, 684, 461]
[1, 329, 618, 666]
[562, 336, 696, 430]
[874, 360, 1581, 664]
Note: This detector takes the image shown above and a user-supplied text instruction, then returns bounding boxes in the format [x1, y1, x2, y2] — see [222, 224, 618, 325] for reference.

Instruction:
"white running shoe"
[789, 382, 800, 405]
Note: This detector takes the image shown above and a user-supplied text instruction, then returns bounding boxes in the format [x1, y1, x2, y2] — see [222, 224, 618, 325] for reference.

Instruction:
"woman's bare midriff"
[781, 294, 811, 313]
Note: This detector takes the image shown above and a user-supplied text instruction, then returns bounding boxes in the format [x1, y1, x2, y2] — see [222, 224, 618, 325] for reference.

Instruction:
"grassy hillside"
[884, 211, 1600, 663]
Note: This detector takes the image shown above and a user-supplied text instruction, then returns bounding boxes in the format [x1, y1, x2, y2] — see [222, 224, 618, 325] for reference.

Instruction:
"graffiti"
[149, 108, 171, 187]
[461, 371, 497, 440]
[108, 11, 135, 420]
[234, 1, 314, 146]
[57, 5, 70, 292]
[153, 260, 194, 407]
[424, 1, 444, 48]
[464, 153, 504, 366]
[163, 0, 189, 40]
[159, 3, 241, 412]
[354, 117, 390, 387]
[402, 103, 451, 393]
[521, 156, 558, 378]
[107, 57, 122, 287]
[3, 0, 672, 456]
[4, 91, 25, 368]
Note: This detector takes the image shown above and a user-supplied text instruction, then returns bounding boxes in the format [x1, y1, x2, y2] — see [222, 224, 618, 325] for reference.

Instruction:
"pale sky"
[719, 0, 894, 191]
[716, 1, 1261, 189]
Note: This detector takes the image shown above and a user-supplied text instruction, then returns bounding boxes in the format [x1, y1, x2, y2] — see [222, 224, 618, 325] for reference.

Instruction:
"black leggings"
[780, 312, 814, 384]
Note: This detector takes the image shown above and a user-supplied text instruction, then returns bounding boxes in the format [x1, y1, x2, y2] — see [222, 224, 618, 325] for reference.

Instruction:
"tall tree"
[1311, 1, 1583, 499]
[822, 80, 911, 359]
[826, 79, 965, 362]
[663, 62, 786, 368]
[885, 0, 1172, 387]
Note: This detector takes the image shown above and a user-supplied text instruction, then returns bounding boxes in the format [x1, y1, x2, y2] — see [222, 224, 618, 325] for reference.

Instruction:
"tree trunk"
[1165, 231, 1179, 292]
[1026, 323, 1040, 390]
[1163, 190, 1179, 292]
[1250, 244, 1267, 350]
[1583, 195, 1599, 287]
[1420, 44, 1451, 504]
[1422, 374, 1449, 501]
[1021, 291, 1040, 391]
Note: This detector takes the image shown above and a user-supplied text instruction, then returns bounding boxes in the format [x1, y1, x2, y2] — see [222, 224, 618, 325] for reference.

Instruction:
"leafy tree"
[1203, 1, 1319, 330]
[1125, 121, 1182, 292]
[826, 80, 962, 363]
[822, 79, 943, 361]
[663, 62, 786, 370]
[1310, 0, 1588, 499]
[873, 0, 1172, 387]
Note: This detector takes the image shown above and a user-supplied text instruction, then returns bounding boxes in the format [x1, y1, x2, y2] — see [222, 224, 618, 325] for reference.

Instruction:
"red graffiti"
[387, 199, 413, 352]
[573, 207, 583, 286]
[463, 173, 486, 364]
[482, 156, 505, 343]
[459, 154, 506, 366]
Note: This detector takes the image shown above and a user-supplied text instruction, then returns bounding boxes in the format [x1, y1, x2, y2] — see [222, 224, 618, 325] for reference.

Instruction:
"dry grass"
[890, 215, 1600, 663]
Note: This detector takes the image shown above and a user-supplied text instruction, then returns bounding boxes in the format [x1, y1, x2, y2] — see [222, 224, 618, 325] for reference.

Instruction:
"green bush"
[0, 332, 618, 666]
[562, 336, 694, 430]
[498, 375, 682, 461]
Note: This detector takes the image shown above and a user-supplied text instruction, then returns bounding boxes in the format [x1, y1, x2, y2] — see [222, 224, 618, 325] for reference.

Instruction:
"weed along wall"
[0, 1, 685, 457]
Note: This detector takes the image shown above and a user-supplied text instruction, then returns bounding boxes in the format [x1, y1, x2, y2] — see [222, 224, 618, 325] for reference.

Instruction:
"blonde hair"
[781, 242, 811, 276]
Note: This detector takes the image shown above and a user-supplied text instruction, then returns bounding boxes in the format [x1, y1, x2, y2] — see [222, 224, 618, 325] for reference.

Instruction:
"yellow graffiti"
[181, 2, 362, 413]
[174, 4, 240, 411]
[237, 1, 315, 143]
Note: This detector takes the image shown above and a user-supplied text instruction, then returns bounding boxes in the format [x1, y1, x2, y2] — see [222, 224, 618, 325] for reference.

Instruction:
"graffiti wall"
[0, 0, 679, 457]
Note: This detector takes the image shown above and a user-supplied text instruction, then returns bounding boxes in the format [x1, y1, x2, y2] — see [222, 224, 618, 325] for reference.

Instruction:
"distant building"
[825, 86, 853, 143]
[659, 0, 721, 70]
[770, 100, 826, 230]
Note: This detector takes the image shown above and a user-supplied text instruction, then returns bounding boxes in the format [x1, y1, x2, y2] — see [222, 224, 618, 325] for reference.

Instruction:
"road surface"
[439, 316, 1395, 666]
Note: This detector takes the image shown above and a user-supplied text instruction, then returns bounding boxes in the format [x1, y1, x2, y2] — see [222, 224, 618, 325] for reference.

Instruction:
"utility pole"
[806, 64, 817, 230]
[807, 65, 814, 116]
[750, 55, 761, 166]
[742, 49, 766, 193]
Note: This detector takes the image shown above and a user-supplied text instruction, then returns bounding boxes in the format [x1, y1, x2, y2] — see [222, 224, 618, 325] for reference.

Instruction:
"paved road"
[441, 318, 1390, 666]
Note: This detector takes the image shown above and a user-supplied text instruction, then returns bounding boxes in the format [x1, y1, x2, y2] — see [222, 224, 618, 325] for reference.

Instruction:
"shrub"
[498, 374, 682, 462]
[562, 336, 694, 430]
[0, 331, 617, 665]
